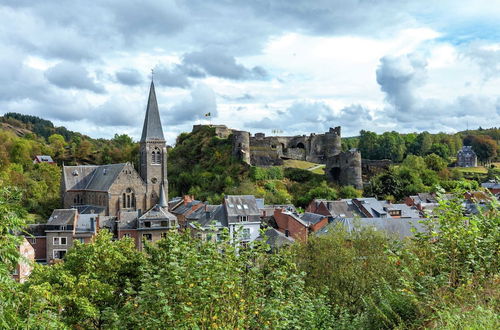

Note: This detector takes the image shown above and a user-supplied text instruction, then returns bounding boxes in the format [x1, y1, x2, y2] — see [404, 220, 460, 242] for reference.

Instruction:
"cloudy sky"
[1, 1, 500, 142]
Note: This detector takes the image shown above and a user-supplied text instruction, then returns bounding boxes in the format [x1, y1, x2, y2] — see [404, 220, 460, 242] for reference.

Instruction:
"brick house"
[12, 237, 35, 283]
[273, 209, 329, 242]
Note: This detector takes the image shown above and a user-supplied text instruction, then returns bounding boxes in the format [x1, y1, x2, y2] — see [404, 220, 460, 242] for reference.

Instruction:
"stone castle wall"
[191, 125, 362, 188]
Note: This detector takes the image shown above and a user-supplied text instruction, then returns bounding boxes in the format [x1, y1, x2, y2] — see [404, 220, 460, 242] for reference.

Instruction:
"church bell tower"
[139, 80, 167, 209]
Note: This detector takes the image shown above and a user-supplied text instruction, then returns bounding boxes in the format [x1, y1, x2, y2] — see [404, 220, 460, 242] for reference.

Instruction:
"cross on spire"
[151, 68, 154, 82]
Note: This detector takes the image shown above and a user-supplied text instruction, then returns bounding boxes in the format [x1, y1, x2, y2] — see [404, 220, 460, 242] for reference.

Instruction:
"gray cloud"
[247, 101, 373, 136]
[45, 62, 105, 93]
[183, 48, 269, 80]
[376, 54, 427, 116]
[153, 64, 191, 88]
[115, 68, 143, 86]
[462, 42, 500, 80]
[166, 84, 217, 125]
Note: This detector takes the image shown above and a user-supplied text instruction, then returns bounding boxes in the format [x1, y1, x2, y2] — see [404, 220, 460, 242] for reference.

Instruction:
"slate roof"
[25, 224, 47, 236]
[141, 81, 165, 142]
[457, 146, 476, 156]
[75, 205, 106, 215]
[320, 200, 362, 218]
[47, 209, 77, 226]
[317, 217, 426, 239]
[482, 180, 500, 189]
[351, 198, 389, 217]
[118, 211, 138, 230]
[62, 163, 128, 192]
[171, 200, 203, 215]
[387, 203, 421, 218]
[188, 205, 228, 228]
[139, 205, 177, 221]
[224, 195, 260, 217]
[34, 155, 54, 163]
[263, 228, 294, 249]
[300, 212, 326, 225]
[62, 165, 98, 191]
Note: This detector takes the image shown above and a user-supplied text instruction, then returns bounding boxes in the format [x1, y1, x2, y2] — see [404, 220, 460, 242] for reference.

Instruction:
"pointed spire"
[140, 80, 165, 142]
[158, 183, 168, 208]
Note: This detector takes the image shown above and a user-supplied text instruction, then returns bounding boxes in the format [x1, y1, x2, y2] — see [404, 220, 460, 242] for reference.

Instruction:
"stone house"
[136, 185, 178, 250]
[457, 146, 477, 167]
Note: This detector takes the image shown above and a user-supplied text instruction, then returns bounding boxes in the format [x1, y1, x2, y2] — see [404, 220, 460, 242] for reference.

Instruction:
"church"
[61, 81, 169, 216]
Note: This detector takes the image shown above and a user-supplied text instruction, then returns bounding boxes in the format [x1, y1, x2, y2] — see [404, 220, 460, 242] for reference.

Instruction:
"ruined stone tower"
[326, 149, 363, 189]
[231, 130, 251, 165]
[139, 81, 168, 209]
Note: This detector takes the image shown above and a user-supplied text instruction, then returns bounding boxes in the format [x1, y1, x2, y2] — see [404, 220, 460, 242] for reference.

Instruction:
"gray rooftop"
[224, 195, 261, 217]
[317, 217, 426, 239]
[264, 228, 294, 249]
[300, 212, 326, 225]
[62, 163, 128, 192]
[47, 209, 78, 226]
[140, 81, 165, 142]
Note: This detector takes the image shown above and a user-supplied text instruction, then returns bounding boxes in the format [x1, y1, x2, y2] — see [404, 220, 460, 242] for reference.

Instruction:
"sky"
[1, 0, 500, 143]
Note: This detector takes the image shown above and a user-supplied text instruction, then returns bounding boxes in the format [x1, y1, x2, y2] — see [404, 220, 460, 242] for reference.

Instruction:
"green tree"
[26, 231, 145, 329]
[471, 136, 497, 164]
[424, 153, 448, 172]
[48, 134, 66, 159]
[121, 231, 333, 329]
[358, 130, 379, 159]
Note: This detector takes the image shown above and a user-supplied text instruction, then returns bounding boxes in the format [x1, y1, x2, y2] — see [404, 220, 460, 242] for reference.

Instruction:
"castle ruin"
[192, 125, 363, 189]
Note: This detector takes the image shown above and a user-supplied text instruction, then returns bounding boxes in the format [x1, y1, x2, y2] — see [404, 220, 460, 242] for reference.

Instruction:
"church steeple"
[140, 81, 164, 142]
[139, 80, 168, 210]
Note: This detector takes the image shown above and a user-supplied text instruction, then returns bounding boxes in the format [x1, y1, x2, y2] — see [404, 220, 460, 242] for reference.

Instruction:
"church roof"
[62, 163, 128, 192]
[140, 81, 165, 142]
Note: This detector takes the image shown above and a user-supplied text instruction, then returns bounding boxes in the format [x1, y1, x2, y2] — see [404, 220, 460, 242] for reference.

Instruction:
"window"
[76, 238, 85, 244]
[60, 225, 66, 231]
[170, 220, 176, 228]
[122, 233, 131, 238]
[144, 221, 151, 228]
[151, 148, 162, 164]
[161, 232, 168, 239]
[53, 237, 67, 245]
[53, 250, 67, 259]
[243, 205, 249, 209]
[122, 188, 135, 209]
[241, 228, 251, 240]
[143, 233, 152, 241]
[236, 205, 242, 210]
[161, 221, 168, 227]
[30, 238, 36, 244]
[238, 216, 248, 222]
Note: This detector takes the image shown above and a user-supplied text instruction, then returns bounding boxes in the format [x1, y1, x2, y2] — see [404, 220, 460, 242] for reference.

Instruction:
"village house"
[12, 237, 35, 283]
[482, 180, 500, 195]
[33, 155, 55, 164]
[456, 146, 477, 167]
[273, 209, 329, 242]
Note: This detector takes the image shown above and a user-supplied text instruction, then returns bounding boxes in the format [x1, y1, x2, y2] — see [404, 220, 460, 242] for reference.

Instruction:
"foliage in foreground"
[1, 185, 499, 329]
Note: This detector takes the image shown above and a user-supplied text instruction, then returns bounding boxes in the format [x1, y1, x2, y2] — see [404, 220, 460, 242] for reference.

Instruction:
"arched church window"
[122, 188, 135, 209]
[156, 150, 162, 164]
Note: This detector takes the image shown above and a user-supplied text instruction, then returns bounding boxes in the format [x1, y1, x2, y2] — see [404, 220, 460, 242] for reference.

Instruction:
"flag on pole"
[205, 112, 211, 117]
